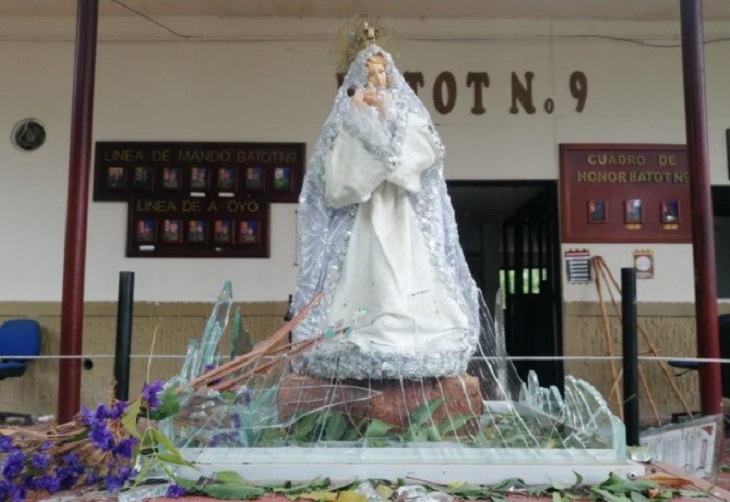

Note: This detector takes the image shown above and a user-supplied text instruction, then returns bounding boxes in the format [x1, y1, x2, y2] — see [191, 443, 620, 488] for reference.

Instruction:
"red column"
[680, 0, 723, 415]
[58, 0, 99, 423]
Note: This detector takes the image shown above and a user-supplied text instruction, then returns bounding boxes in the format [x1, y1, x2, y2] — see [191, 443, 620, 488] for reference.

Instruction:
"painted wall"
[2, 17, 730, 303]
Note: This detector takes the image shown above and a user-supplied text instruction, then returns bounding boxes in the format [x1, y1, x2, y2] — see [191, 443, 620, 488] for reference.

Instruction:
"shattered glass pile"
[154, 282, 626, 484]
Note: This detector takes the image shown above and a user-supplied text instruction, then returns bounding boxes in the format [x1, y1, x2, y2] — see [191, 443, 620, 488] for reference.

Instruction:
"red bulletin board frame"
[559, 144, 691, 243]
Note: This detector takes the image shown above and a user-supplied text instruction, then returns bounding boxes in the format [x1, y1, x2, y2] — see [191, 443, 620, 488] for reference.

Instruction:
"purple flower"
[86, 471, 101, 485]
[31, 452, 51, 470]
[79, 405, 95, 427]
[89, 422, 115, 452]
[63, 452, 85, 475]
[103, 473, 125, 491]
[0, 480, 10, 498]
[166, 483, 187, 498]
[34, 475, 61, 493]
[2, 450, 25, 479]
[118, 465, 134, 482]
[106, 401, 129, 420]
[55, 465, 78, 490]
[236, 387, 252, 406]
[0, 436, 13, 453]
[40, 441, 52, 452]
[231, 413, 242, 428]
[7, 483, 25, 502]
[112, 437, 138, 459]
[142, 380, 165, 409]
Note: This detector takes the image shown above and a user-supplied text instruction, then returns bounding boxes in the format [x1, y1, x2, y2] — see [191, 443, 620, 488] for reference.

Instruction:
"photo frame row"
[94, 141, 305, 203]
[106, 165, 295, 195]
[587, 199, 680, 224]
[135, 218, 262, 246]
[128, 194, 270, 258]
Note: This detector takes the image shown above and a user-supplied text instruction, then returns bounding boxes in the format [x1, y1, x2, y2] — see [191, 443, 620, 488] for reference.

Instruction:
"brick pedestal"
[277, 375, 483, 430]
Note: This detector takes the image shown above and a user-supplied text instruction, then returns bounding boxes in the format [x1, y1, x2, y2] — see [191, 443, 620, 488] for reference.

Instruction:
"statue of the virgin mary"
[291, 25, 481, 379]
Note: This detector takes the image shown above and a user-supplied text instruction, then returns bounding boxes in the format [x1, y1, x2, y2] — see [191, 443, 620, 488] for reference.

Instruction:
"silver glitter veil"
[291, 44, 483, 378]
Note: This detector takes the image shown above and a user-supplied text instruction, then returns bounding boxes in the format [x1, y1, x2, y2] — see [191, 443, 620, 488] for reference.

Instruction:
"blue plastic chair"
[0, 319, 41, 380]
[0, 319, 41, 425]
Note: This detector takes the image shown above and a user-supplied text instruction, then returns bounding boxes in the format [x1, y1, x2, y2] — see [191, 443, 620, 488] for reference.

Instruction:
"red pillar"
[680, 0, 722, 415]
[58, 0, 99, 423]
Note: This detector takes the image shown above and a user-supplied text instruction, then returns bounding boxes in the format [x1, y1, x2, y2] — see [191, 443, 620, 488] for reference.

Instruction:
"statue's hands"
[362, 85, 385, 114]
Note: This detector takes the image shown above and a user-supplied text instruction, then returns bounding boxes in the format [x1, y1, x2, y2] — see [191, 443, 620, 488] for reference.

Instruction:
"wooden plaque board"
[128, 194, 269, 258]
[560, 144, 691, 243]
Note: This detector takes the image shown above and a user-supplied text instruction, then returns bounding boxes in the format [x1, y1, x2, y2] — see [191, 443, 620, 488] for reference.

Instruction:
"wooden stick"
[597, 258, 694, 418]
[639, 365, 662, 426]
[593, 257, 624, 415]
[212, 337, 321, 392]
[184, 291, 323, 389]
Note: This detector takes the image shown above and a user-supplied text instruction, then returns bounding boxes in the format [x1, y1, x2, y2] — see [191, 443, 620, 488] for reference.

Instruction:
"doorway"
[448, 180, 564, 390]
[713, 185, 730, 299]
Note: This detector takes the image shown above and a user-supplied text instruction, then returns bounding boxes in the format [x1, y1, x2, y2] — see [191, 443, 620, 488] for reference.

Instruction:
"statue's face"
[367, 61, 387, 89]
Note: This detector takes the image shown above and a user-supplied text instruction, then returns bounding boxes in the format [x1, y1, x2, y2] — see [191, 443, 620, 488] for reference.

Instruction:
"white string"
[2, 354, 728, 363]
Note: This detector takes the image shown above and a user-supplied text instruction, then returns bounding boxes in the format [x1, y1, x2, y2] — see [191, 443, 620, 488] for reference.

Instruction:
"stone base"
[277, 374, 483, 430]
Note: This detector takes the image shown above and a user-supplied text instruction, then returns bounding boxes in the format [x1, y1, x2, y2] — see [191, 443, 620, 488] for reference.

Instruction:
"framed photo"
[624, 199, 644, 224]
[190, 167, 209, 191]
[161, 167, 182, 191]
[135, 219, 156, 244]
[106, 166, 127, 190]
[217, 166, 237, 191]
[245, 166, 264, 191]
[587, 199, 607, 223]
[187, 219, 207, 243]
[213, 219, 233, 244]
[660, 200, 680, 223]
[133, 166, 154, 191]
[238, 220, 260, 244]
[272, 166, 293, 192]
[161, 219, 183, 244]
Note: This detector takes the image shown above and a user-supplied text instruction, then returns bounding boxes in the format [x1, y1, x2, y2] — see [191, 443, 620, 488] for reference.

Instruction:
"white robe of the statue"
[324, 110, 471, 357]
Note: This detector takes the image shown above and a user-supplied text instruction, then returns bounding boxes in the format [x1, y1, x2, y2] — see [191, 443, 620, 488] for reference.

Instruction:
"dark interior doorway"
[448, 180, 564, 390]
[713, 186, 730, 299]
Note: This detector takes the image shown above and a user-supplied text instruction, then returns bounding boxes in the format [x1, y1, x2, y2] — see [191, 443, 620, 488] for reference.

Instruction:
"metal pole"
[58, 0, 99, 423]
[622, 268, 640, 446]
[114, 272, 135, 402]
[680, 0, 722, 415]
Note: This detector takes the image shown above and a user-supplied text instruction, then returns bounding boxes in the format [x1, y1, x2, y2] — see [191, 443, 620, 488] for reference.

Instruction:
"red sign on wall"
[560, 144, 691, 243]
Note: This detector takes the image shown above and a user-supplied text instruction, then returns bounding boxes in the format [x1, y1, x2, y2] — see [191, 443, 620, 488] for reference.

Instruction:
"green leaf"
[293, 413, 319, 442]
[426, 425, 441, 442]
[215, 471, 247, 484]
[571, 471, 584, 489]
[272, 477, 332, 495]
[591, 487, 632, 502]
[172, 477, 197, 492]
[598, 473, 658, 494]
[344, 420, 365, 441]
[324, 414, 347, 441]
[201, 482, 266, 500]
[629, 491, 652, 502]
[122, 399, 143, 439]
[677, 489, 711, 498]
[156, 453, 196, 468]
[408, 397, 445, 427]
[148, 389, 181, 421]
[364, 419, 393, 438]
[149, 429, 195, 468]
[437, 414, 470, 436]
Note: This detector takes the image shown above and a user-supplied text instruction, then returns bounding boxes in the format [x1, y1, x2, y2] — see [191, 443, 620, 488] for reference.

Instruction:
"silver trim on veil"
[291, 44, 481, 378]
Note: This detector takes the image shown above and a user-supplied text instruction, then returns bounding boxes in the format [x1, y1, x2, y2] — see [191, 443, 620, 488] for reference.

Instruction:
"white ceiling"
[2, 0, 730, 21]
